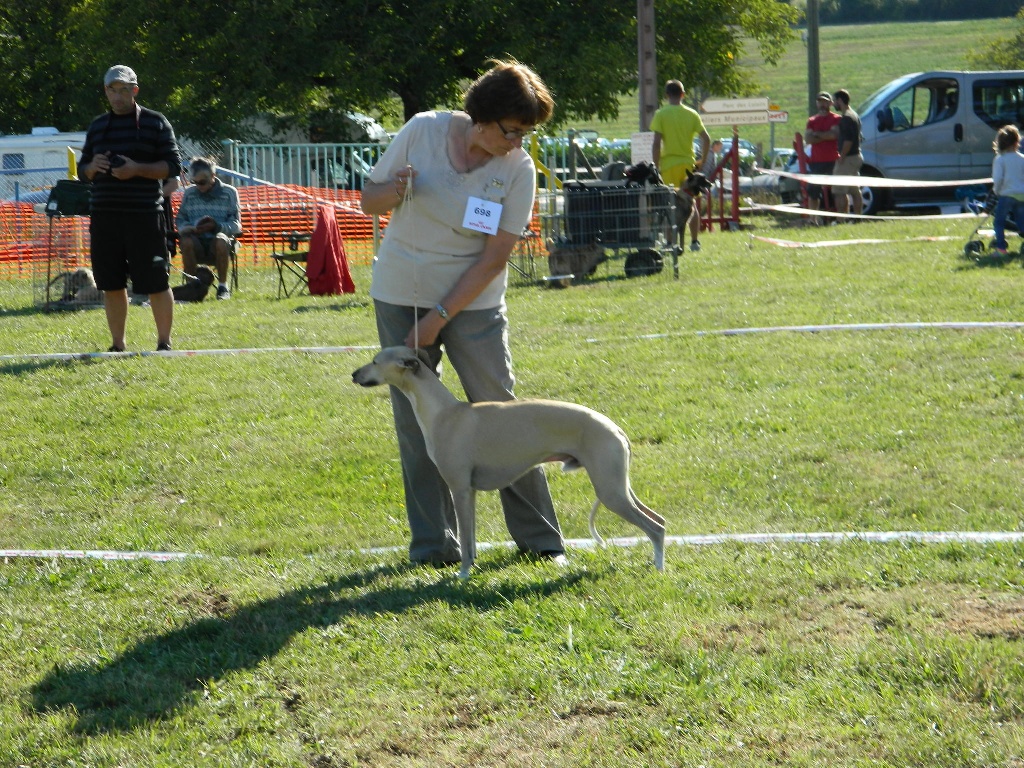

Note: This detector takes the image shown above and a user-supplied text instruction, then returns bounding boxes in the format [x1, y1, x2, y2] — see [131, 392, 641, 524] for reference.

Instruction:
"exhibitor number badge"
[462, 196, 502, 235]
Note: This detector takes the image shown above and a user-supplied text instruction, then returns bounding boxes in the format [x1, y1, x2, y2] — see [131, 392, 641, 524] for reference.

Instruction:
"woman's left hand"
[404, 308, 445, 349]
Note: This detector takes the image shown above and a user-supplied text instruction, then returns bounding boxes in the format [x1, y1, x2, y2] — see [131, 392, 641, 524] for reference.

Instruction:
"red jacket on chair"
[307, 203, 356, 295]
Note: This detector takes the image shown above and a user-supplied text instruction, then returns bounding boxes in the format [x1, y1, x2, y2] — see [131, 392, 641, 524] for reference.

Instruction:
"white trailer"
[0, 127, 86, 201]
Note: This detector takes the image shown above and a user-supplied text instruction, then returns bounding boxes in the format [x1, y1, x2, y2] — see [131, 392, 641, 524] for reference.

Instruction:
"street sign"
[768, 110, 789, 123]
[702, 97, 770, 113]
[700, 110, 770, 127]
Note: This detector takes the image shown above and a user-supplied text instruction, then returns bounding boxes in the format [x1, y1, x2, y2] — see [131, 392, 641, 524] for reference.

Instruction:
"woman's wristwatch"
[435, 303, 450, 321]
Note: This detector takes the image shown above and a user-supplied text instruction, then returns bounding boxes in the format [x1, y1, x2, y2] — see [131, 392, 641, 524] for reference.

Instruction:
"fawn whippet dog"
[352, 346, 666, 579]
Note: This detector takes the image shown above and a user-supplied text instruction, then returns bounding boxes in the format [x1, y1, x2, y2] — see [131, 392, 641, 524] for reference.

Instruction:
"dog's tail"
[588, 500, 606, 549]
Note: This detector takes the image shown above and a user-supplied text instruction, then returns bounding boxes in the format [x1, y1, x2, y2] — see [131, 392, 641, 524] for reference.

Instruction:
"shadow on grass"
[0, 305, 49, 318]
[0, 355, 118, 376]
[292, 299, 370, 313]
[957, 251, 1023, 270]
[29, 555, 594, 735]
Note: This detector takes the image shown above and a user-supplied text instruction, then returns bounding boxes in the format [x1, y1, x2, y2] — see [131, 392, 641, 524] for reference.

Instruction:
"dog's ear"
[409, 347, 434, 372]
[396, 349, 423, 374]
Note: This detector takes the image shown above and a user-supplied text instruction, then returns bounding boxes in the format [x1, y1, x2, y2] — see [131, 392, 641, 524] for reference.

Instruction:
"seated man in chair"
[175, 157, 241, 300]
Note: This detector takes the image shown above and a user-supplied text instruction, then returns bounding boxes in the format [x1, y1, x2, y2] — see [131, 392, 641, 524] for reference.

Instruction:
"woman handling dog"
[360, 59, 565, 568]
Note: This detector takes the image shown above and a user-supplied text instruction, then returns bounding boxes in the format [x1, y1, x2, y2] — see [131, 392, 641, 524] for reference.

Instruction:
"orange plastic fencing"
[0, 185, 388, 281]
[0, 203, 68, 280]
[0, 184, 544, 281]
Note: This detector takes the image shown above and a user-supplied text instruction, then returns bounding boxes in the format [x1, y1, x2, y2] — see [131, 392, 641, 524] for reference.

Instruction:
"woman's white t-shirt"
[367, 111, 536, 311]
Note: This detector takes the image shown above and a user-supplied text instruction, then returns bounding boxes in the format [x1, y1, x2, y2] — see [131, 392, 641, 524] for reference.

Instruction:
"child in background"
[991, 125, 1024, 256]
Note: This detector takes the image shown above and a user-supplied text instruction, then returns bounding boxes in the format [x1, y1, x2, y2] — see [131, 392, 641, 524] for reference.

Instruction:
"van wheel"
[860, 178, 884, 215]
[860, 169, 888, 215]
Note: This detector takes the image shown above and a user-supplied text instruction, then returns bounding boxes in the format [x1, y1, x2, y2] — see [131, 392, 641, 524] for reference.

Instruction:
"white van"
[0, 127, 86, 201]
[856, 70, 1024, 213]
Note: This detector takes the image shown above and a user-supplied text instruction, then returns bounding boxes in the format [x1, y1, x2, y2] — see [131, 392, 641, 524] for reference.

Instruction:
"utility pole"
[638, 0, 658, 132]
[807, 0, 821, 116]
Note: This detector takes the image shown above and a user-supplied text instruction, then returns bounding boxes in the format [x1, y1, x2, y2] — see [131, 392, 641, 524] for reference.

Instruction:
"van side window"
[973, 79, 1024, 130]
[931, 89, 958, 122]
[880, 80, 959, 133]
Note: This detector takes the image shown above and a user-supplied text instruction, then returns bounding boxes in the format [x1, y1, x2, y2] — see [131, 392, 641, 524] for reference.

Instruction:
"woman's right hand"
[394, 165, 416, 200]
[360, 164, 417, 216]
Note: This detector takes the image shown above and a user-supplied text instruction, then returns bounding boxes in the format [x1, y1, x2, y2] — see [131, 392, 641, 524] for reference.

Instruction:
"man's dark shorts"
[183, 232, 233, 265]
[807, 161, 834, 203]
[89, 212, 170, 294]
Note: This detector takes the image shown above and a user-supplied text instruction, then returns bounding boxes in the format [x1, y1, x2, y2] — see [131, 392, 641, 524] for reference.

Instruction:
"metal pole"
[637, 0, 658, 132]
[807, 0, 821, 116]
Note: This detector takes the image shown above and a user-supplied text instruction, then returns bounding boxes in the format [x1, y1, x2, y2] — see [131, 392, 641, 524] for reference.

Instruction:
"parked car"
[766, 147, 796, 168]
[747, 150, 798, 197]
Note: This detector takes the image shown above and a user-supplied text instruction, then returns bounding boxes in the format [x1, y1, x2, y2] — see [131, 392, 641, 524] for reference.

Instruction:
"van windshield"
[858, 73, 917, 115]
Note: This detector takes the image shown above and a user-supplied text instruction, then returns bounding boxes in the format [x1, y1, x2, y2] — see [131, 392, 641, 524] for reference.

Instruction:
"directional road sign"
[701, 97, 770, 113]
[700, 110, 770, 127]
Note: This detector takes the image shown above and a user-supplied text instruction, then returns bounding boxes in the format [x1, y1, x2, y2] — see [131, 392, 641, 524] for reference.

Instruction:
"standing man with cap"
[78, 65, 181, 352]
[831, 88, 864, 216]
[803, 91, 841, 225]
[650, 80, 711, 251]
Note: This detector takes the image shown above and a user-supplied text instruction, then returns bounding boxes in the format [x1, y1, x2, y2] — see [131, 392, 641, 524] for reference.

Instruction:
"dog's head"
[352, 346, 434, 389]
[682, 170, 714, 197]
[624, 161, 663, 186]
[70, 267, 96, 290]
[193, 265, 215, 287]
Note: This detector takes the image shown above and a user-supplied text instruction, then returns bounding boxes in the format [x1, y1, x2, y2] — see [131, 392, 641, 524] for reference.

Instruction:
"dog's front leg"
[450, 486, 478, 579]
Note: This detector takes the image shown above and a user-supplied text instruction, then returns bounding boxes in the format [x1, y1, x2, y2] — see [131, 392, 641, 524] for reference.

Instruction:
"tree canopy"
[1, 0, 798, 141]
[969, 8, 1024, 70]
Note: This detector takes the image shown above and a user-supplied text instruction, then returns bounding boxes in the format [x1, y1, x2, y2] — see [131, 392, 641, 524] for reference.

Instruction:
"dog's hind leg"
[585, 454, 666, 571]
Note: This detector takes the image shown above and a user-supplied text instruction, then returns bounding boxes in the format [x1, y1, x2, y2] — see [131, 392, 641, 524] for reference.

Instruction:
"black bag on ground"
[624, 247, 664, 277]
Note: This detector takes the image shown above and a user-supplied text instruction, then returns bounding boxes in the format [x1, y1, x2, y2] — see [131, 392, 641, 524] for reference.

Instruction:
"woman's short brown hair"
[463, 59, 554, 128]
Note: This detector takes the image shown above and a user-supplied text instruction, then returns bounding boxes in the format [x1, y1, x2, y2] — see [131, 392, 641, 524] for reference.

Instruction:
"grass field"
[1, 210, 1022, 766]
[584, 17, 1012, 155]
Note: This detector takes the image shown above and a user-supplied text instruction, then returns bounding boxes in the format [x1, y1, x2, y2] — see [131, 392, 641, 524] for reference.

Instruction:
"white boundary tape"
[751, 234, 958, 248]
[748, 200, 979, 221]
[1, 549, 194, 561]
[6, 530, 1019, 564]
[362, 530, 1024, 557]
[697, 320, 1024, 337]
[0, 344, 377, 364]
[757, 168, 992, 189]
[5, 321, 1023, 365]
[585, 321, 1024, 344]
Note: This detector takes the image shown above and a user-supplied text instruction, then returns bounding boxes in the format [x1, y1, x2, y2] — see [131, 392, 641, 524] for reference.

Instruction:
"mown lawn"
[1, 213, 1022, 766]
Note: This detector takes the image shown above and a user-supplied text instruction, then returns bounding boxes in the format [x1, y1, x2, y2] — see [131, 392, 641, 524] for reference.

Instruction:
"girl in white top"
[991, 125, 1024, 254]
[360, 60, 565, 567]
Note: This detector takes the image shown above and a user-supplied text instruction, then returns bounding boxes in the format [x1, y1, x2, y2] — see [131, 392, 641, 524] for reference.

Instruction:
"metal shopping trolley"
[542, 179, 677, 282]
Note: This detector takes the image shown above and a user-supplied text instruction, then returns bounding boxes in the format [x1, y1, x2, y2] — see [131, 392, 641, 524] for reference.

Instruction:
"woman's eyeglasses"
[496, 120, 532, 141]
